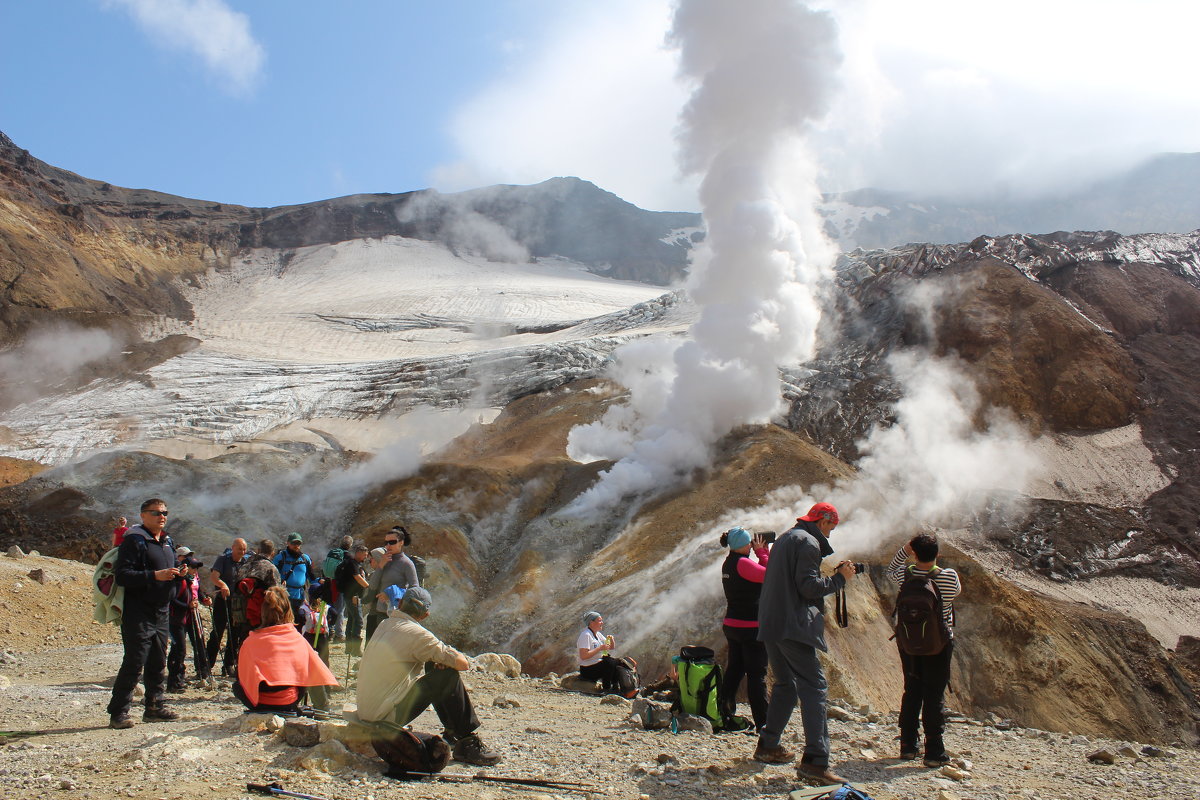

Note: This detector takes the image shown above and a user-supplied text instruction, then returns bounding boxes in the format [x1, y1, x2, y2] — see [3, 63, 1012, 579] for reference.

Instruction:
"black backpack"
[892, 566, 949, 656]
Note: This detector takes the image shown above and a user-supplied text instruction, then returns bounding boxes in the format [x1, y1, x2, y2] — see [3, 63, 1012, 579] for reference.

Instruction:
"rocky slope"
[1, 136, 1198, 750]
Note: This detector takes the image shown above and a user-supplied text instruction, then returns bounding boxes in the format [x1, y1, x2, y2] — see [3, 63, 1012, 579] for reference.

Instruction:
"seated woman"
[235, 586, 338, 712]
[577, 611, 623, 694]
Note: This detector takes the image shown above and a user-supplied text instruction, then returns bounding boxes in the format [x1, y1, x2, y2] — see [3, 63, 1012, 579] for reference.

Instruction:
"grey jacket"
[366, 552, 419, 613]
[757, 521, 845, 652]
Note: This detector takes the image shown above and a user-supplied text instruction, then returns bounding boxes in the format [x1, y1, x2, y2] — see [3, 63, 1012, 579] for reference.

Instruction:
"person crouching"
[235, 586, 338, 712]
[355, 586, 502, 766]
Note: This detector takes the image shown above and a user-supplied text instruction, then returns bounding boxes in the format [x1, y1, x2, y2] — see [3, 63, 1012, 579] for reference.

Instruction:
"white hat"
[176, 546, 193, 557]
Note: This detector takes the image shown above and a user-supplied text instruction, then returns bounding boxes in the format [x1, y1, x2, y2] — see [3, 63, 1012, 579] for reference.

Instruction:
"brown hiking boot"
[143, 705, 180, 722]
[108, 713, 134, 729]
[451, 733, 502, 766]
[753, 742, 795, 764]
[797, 762, 847, 784]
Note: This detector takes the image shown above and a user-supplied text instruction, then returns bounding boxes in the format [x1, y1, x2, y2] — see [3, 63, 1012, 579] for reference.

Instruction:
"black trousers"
[365, 611, 384, 642]
[720, 624, 769, 729]
[206, 596, 237, 675]
[390, 664, 480, 742]
[578, 656, 621, 693]
[167, 623, 188, 686]
[107, 612, 168, 716]
[898, 639, 955, 758]
[233, 679, 299, 713]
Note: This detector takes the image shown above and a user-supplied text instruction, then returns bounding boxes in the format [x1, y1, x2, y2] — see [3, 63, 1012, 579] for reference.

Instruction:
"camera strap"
[834, 585, 849, 628]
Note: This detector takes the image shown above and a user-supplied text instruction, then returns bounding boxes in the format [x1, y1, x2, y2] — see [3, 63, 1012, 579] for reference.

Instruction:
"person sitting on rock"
[356, 586, 502, 766]
[577, 611, 623, 693]
[235, 586, 338, 713]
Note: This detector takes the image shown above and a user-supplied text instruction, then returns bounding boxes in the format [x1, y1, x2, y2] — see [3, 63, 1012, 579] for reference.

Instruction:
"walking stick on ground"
[246, 782, 329, 800]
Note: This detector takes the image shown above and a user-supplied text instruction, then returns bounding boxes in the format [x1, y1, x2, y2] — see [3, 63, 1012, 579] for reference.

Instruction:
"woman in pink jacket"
[718, 526, 772, 732]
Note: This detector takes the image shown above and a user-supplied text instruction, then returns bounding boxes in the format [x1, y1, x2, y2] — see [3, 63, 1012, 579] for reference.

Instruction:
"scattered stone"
[936, 791, 960, 800]
[599, 694, 629, 707]
[59, 778, 77, 790]
[939, 765, 970, 781]
[1141, 745, 1165, 757]
[1118, 745, 1138, 759]
[1087, 749, 1117, 765]
[673, 713, 713, 734]
[827, 706, 855, 721]
[282, 719, 321, 748]
[656, 753, 676, 764]
[6, 546, 25, 559]
[27, 569, 47, 584]
[492, 695, 521, 708]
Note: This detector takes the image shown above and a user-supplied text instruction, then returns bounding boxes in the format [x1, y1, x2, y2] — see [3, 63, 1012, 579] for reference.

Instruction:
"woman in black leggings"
[719, 527, 771, 731]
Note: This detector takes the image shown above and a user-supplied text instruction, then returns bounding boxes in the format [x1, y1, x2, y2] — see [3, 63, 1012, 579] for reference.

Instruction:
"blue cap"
[726, 527, 752, 550]
[384, 584, 407, 609]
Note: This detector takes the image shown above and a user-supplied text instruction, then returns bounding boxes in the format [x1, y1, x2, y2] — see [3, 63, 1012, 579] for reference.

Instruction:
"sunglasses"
[144, 510, 169, 517]
[384, 538, 400, 545]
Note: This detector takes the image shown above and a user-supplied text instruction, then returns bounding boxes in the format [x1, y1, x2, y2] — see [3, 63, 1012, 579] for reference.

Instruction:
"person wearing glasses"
[106, 498, 183, 729]
[364, 526, 419, 642]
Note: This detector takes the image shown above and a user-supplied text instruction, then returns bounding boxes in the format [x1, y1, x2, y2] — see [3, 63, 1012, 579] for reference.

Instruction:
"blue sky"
[3, 1, 1200, 212]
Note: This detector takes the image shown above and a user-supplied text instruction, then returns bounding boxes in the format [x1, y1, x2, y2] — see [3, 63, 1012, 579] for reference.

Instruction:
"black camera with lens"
[853, 562, 866, 574]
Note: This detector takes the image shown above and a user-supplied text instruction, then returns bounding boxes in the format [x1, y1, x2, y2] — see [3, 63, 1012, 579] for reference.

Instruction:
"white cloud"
[105, 0, 265, 94]
[430, 0, 696, 212]
[435, 0, 1200, 206]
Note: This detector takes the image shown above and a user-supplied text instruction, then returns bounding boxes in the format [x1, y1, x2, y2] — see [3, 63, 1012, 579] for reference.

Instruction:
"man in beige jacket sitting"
[355, 586, 501, 766]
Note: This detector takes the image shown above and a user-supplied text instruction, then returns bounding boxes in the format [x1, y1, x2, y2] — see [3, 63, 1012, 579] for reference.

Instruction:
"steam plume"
[565, 0, 842, 514]
[0, 325, 122, 409]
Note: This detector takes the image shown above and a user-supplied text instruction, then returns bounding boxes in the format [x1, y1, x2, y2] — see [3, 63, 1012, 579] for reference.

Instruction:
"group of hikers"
[103, 498, 502, 767]
[575, 502, 961, 785]
[102, 497, 960, 783]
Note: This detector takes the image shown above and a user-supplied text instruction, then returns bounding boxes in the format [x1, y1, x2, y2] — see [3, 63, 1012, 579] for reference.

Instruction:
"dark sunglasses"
[144, 510, 169, 517]
[384, 538, 399, 545]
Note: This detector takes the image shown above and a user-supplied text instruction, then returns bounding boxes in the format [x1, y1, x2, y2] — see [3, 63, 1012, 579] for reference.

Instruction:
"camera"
[853, 562, 866, 574]
[756, 531, 777, 545]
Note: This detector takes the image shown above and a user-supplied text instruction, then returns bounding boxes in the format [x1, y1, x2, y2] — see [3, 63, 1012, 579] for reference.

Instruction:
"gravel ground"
[1, 552, 1197, 800]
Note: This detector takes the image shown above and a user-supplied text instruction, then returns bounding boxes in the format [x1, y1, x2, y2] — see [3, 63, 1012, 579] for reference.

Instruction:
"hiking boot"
[923, 754, 951, 768]
[797, 763, 847, 784]
[451, 733, 502, 766]
[752, 742, 795, 764]
[143, 705, 180, 722]
[899, 750, 919, 760]
[166, 682, 186, 694]
[109, 713, 134, 729]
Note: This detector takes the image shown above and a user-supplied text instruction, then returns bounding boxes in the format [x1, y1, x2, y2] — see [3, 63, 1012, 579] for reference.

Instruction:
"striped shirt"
[888, 545, 961, 637]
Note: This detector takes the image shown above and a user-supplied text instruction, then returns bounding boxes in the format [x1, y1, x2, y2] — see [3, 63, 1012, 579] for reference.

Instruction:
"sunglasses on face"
[385, 539, 399, 545]
[144, 510, 169, 517]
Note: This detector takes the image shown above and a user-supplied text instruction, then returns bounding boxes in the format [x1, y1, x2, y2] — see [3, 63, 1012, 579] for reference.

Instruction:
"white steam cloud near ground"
[565, 0, 842, 515]
[0, 325, 122, 408]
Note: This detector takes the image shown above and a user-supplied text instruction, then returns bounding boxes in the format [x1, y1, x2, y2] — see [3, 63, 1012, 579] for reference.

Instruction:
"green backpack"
[672, 645, 725, 730]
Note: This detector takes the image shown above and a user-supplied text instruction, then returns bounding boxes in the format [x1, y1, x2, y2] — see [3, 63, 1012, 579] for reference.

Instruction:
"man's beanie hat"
[799, 502, 839, 524]
[725, 527, 752, 549]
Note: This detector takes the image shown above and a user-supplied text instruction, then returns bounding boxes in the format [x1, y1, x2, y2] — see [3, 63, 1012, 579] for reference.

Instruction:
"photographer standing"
[754, 502, 855, 786]
[719, 527, 772, 732]
[888, 534, 961, 768]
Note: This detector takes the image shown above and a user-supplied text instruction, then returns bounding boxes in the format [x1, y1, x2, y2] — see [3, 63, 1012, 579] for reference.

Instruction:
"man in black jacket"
[106, 498, 183, 729]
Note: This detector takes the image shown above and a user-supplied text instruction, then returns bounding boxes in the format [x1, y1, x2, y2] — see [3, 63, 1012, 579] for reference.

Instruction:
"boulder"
[473, 652, 522, 677]
[631, 698, 672, 730]
[559, 672, 600, 694]
[673, 713, 713, 734]
[282, 718, 321, 748]
[6, 546, 24, 559]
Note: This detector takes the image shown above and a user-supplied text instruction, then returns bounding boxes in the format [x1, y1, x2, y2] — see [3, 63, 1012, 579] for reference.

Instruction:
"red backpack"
[892, 566, 949, 656]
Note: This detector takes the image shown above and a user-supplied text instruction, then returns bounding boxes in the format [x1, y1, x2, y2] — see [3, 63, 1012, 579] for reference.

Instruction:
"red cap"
[798, 502, 839, 525]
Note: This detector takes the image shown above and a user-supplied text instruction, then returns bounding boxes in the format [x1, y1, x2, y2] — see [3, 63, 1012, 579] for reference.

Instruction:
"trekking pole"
[386, 770, 596, 793]
[246, 782, 329, 800]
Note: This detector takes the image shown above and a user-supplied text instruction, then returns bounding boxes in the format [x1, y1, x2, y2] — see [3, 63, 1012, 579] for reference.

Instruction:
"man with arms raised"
[754, 502, 856, 784]
[106, 498, 181, 729]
